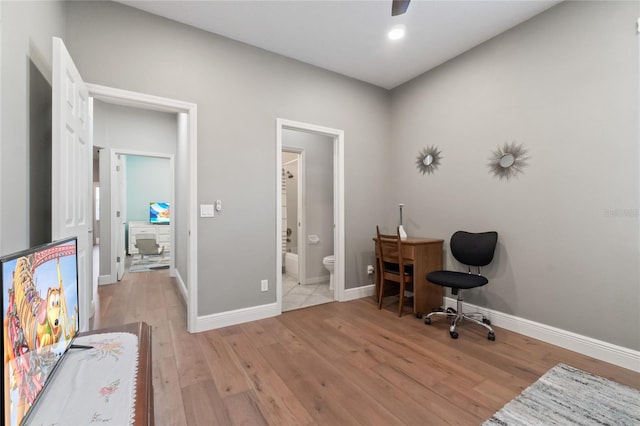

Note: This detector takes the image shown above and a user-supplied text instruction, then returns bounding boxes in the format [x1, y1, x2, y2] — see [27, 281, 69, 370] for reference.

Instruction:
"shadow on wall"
[29, 60, 52, 247]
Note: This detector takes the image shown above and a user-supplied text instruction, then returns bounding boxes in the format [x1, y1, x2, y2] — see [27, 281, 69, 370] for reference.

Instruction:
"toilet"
[322, 255, 335, 290]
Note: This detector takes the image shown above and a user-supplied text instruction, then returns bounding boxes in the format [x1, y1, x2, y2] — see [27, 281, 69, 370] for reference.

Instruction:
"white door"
[52, 37, 92, 332]
[115, 154, 126, 280]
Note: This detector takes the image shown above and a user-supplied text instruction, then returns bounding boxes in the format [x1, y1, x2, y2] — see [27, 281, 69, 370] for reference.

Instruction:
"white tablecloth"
[26, 332, 139, 426]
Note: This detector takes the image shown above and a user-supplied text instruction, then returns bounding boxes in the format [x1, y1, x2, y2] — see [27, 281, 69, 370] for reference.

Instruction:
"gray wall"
[390, 1, 639, 350]
[3, 0, 637, 353]
[64, 0, 391, 315]
[0, 1, 65, 255]
[283, 130, 334, 283]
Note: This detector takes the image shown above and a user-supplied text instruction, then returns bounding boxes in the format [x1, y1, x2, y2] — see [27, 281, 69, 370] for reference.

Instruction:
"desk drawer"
[132, 228, 155, 237]
[157, 226, 171, 236]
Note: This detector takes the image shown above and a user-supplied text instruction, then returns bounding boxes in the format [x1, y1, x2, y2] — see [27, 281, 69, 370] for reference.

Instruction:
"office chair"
[135, 236, 164, 260]
[376, 226, 413, 317]
[424, 231, 498, 340]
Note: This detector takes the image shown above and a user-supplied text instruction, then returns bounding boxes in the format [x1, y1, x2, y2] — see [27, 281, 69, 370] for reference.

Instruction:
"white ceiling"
[118, 0, 561, 90]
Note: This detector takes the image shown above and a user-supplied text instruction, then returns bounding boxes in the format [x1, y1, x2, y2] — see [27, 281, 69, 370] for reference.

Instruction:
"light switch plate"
[200, 204, 214, 217]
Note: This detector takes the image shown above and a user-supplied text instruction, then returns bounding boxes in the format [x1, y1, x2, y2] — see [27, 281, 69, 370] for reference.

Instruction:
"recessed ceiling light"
[387, 24, 406, 41]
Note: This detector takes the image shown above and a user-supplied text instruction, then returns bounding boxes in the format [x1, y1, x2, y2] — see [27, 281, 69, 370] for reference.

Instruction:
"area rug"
[483, 363, 640, 425]
[129, 253, 170, 272]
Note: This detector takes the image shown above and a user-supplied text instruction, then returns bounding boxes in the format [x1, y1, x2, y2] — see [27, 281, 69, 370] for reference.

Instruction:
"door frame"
[276, 118, 345, 312]
[114, 153, 126, 281]
[87, 83, 199, 332]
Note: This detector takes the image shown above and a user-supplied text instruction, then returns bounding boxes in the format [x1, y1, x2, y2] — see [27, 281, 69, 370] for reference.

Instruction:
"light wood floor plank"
[224, 332, 316, 425]
[153, 356, 188, 426]
[223, 391, 269, 426]
[92, 269, 640, 425]
[182, 379, 230, 426]
[196, 330, 252, 398]
[170, 319, 211, 388]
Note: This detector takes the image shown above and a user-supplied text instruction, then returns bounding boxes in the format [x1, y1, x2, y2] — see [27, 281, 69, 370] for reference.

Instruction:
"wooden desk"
[80, 322, 154, 426]
[374, 237, 444, 316]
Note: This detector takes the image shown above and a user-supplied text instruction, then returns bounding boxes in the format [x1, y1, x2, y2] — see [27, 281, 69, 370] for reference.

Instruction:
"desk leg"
[413, 244, 443, 317]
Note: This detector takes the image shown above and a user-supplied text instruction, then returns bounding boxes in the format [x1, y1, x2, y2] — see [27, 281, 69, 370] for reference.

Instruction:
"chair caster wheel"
[488, 332, 495, 341]
[446, 307, 457, 314]
[449, 331, 459, 339]
[482, 318, 491, 326]
[415, 313, 423, 319]
[424, 317, 431, 325]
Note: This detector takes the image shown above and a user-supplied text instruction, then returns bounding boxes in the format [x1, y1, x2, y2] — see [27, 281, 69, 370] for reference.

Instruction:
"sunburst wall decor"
[416, 145, 442, 175]
[488, 141, 530, 181]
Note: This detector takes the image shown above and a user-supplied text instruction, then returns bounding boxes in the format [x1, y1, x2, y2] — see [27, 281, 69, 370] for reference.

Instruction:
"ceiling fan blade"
[391, 0, 411, 16]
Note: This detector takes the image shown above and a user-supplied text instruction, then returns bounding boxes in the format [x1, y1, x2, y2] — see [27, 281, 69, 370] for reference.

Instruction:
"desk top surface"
[374, 236, 444, 245]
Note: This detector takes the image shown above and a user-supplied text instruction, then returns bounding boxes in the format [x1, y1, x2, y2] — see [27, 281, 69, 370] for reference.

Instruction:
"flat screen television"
[149, 202, 170, 225]
[1, 237, 79, 426]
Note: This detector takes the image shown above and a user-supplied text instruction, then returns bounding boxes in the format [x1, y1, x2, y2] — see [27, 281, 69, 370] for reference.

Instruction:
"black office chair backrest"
[450, 231, 498, 267]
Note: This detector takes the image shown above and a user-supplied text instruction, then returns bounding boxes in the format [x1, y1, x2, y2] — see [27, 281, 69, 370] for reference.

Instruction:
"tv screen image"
[149, 202, 170, 224]
[1, 237, 79, 426]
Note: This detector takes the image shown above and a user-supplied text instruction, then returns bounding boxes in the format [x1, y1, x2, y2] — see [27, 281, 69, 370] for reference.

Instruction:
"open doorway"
[116, 152, 174, 276]
[88, 84, 199, 332]
[276, 119, 345, 314]
[281, 136, 335, 311]
[92, 99, 177, 283]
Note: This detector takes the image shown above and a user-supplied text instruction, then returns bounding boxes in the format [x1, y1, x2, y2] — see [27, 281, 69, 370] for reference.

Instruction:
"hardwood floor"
[92, 269, 640, 425]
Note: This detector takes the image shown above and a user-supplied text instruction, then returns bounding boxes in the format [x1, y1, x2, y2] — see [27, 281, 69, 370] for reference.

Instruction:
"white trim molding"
[442, 297, 640, 372]
[304, 275, 330, 285]
[344, 284, 376, 301]
[98, 275, 115, 285]
[194, 303, 280, 333]
[174, 268, 188, 305]
[194, 284, 373, 331]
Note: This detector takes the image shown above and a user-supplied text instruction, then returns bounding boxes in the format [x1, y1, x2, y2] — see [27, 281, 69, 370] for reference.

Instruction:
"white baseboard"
[191, 283, 371, 332]
[194, 302, 279, 332]
[343, 283, 375, 301]
[443, 297, 640, 372]
[174, 268, 188, 304]
[304, 274, 330, 285]
[98, 274, 115, 285]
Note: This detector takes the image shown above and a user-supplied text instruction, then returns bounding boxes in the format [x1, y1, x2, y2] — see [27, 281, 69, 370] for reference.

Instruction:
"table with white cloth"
[25, 322, 153, 426]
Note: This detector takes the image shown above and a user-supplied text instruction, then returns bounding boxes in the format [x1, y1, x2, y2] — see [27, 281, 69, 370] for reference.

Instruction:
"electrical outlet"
[367, 265, 374, 275]
[261, 279, 268, 292]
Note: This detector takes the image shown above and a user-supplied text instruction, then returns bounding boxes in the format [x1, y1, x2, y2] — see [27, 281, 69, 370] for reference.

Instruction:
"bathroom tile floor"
[282, 273, 334, 312]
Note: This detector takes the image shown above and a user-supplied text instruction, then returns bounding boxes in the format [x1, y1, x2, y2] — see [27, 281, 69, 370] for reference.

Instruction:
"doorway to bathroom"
[281, 130, 336, 312]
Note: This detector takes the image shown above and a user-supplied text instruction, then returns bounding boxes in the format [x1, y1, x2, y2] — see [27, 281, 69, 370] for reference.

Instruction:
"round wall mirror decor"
[416, 146, 442, 175]
[489, 141, 529, 180]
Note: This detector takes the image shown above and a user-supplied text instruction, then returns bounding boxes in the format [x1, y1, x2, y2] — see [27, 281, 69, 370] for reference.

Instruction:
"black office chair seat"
[427, 271, 487, 292]
[425, 231, 498, 340]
